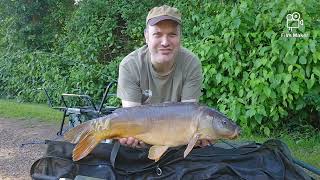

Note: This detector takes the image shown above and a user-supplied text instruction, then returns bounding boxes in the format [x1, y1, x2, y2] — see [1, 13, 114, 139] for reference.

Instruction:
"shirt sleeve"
[116, 63, 142, 103]
[181, 56, 203, 101]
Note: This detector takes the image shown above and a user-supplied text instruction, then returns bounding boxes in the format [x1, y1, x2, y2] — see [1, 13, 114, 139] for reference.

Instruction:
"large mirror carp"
[64, 102, 240, 162]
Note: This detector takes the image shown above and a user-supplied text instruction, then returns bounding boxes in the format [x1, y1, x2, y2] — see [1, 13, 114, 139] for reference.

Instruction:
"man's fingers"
[202, 139, 211, 146]
[139, 141, 146, 148]
[121, 138, 208, 148]
[119, 138, 127, 145]
[196, 139, 211, 147]
[204, 140, 210, 146]
[126, 137, 135, 145]
[117, 137, 147, 148]
[135, 141, 146, 148]
[132, 139, 139, 148]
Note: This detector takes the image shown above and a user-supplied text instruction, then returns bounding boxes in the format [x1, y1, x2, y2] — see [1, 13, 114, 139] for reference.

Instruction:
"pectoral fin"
[184, 133, 201, 158]
[148, 145, 169, 162]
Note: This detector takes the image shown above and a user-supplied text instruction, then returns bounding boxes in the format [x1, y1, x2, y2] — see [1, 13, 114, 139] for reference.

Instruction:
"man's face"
[145, 20, 181, 65]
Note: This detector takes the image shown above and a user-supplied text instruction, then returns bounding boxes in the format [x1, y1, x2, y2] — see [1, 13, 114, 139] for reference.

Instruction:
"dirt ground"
[0, 118, 61, 180]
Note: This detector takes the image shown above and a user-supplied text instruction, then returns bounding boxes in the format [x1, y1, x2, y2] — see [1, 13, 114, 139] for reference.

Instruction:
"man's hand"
[196, 139, 212, 147]
[119, 137, 146, 148]
[119, 137, 211, 148]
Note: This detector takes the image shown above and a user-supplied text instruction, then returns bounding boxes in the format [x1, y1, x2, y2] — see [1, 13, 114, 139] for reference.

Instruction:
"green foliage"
[56, 0, 165, 63]
[177, 0, 320, 134]
[50, 0, 165, 102]
[0, 50, 68, 102]
[0, 0, 74, 51]
[0, 0, 165, 103]
[1, 0, 320, 135]
[303, 93, 320, 111]
[0, 49, 122, 106]
[57, 0, 119, 63]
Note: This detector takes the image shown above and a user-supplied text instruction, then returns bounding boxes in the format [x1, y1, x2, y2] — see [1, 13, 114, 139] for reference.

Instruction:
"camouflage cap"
[146, 5, 182, 26]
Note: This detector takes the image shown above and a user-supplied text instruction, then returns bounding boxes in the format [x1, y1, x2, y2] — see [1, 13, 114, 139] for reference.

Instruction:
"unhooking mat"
[30, 139, 314, 180]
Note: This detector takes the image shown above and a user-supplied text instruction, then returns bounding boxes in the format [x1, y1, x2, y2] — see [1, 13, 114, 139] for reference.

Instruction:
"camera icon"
[286, 12, 303, 31]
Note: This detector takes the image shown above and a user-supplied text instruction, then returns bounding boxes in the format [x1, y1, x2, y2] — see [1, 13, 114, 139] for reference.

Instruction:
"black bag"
[30, 139, 313, 180]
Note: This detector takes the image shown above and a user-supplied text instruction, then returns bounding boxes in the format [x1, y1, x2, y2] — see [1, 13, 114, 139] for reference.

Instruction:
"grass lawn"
[0, 99, 62, 123]
[243, 133, 320, 170]
[0, 99, 319, 175]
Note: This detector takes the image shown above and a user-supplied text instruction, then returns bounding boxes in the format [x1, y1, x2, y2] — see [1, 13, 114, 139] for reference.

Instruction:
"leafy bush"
[0, 0, 165, 103]
[0, 0, 319, 134]
[50, 0, 165, 102]
[0, 0, 74, 51]
[0, 50, 67, 102]
[177, 0, 320, 134]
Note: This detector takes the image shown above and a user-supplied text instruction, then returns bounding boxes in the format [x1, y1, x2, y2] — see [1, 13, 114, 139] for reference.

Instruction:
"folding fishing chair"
[40, 81, 119, 136]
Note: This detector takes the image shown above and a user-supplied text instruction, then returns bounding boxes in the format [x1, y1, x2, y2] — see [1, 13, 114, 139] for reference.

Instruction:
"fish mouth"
[230, 127, 241, 139]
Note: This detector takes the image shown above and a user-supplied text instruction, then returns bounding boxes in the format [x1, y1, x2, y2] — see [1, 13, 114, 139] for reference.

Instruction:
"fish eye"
[223, 120, 227, 124]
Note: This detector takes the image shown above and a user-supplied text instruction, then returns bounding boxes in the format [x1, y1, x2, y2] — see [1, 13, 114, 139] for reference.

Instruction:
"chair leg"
[57, 110, 67, 136]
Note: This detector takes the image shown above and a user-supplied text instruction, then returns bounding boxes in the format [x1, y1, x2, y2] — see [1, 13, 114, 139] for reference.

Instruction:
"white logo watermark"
[286, 12, 303, 31]
[281, 12, 308, 38]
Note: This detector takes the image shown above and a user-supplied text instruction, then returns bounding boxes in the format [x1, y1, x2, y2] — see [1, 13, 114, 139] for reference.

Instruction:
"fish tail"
[72, 132, 103, 161]
[64, 115, 114, 161]
[64, 121, 93, 144]
[64, 115, 113, 144]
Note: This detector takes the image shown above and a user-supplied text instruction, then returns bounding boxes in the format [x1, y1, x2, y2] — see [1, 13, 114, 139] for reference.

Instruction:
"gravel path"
[0, 118, 60, 180]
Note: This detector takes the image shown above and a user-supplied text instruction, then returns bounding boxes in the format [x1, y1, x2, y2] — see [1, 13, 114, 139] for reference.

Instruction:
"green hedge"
[178, 0, 320, 133]
[0, 0, 319, 134]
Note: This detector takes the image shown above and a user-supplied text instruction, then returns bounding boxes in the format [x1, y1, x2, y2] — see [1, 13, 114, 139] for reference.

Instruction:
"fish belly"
[133, 119, 196, 146]
[108, 103, 200, 146]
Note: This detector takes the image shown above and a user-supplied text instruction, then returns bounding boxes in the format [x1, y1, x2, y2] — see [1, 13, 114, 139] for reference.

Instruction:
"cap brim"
[148, 16, 181, 26]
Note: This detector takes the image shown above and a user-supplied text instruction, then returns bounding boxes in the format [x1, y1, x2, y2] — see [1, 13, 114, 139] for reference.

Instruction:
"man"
[117, 5, 206, 148]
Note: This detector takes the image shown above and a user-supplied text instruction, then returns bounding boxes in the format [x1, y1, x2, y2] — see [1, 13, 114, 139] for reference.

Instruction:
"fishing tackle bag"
[30, 139, 313, 180]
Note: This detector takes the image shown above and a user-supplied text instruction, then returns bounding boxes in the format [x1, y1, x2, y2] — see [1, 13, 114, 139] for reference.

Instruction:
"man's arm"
[116, 59, 147, 147]
[123, 99, 196, 107]
[121, 100, 141, 107]
[118, 100, 146, 148]
[181, 99, 197, 103]
[117, 63, 143, 104]
[181, 54, 203, 102]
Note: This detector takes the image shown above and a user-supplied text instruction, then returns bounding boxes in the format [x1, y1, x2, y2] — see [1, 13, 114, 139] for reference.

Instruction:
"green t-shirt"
[117, 45, 202, 104]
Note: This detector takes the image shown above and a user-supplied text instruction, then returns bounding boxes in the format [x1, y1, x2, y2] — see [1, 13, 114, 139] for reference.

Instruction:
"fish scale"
[64, 102, 240, 162]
